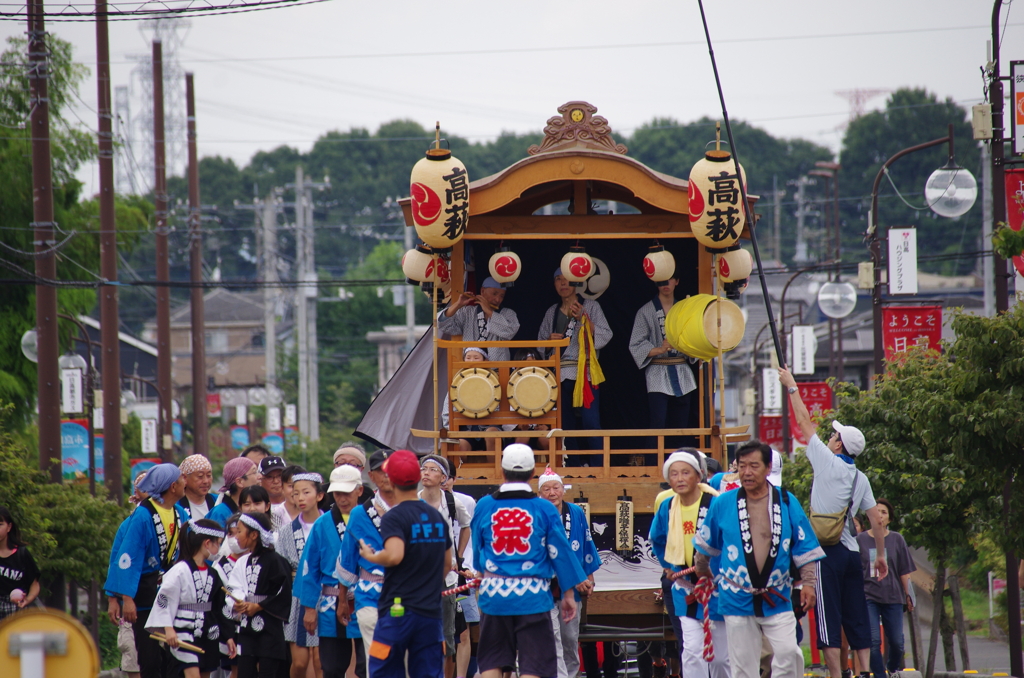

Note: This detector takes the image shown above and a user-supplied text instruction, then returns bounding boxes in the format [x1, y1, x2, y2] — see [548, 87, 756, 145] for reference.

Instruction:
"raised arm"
[779, 367, 817, 445]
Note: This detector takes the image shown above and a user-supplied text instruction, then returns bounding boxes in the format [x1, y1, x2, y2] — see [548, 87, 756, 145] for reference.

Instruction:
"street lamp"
[868, 124, 978, 377]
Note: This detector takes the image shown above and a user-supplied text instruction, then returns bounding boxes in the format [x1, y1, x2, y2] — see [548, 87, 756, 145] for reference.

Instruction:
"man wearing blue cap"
[438, 277, 520, 362]
[104, 463, 189, 678]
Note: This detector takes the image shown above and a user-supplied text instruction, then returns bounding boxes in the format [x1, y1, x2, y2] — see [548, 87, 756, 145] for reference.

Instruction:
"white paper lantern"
[560, 247, 594, 287]
[718, 248, 752, 283]
[410, 148, 470, 251]
[643, 245, 676, 282]
[688, 149, 747, 250]
[402, 245, 436, 284]
[488, 248, 522, 286]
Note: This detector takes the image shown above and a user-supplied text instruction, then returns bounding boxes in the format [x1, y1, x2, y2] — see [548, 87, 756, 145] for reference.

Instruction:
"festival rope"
[442, 579, 481, 597]
[694, 576, 716, 662]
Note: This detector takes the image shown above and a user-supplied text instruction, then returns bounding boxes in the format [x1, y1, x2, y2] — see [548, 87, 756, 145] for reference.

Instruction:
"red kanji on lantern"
[491, 507, 534, 555]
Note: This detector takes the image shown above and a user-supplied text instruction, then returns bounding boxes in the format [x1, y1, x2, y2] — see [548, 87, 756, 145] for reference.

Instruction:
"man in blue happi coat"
[694, 440, 824, 678]
[104, 463, 189, 678]
[470, 444, 586, 678]
[536, 466, 600, 678]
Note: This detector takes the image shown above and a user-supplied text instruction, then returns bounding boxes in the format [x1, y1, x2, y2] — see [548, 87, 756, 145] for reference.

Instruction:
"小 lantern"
[717, 247, 752, 283]
[643, 245, 676, 282]
[560, 246, 593, 287]
[688, 138, 747, 250]
[409, 123, 470, 251]
[488, 247, 522, 287]
[401, 245, 436, 285]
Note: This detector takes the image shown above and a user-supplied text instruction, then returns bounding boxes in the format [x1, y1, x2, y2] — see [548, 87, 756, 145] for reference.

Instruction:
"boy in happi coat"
[105, 464, 190, 678]
[298, 465, 366, 678]
[470, 444, 586, 678]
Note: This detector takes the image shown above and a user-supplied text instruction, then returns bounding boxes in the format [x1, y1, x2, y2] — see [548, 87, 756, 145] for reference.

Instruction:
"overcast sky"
[2, 0, 1020, 197]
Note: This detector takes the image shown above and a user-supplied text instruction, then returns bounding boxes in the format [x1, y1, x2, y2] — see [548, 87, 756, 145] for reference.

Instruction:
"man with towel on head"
[105, 463, 189, 678]
[176, 454, 218, 520]
[438, 277, 520, 362]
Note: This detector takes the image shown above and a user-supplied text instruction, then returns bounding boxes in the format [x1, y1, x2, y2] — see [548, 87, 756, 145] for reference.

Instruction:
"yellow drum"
[450, 367, 500, 419]
[507, 366, 558, 418]
[0, 608, 100, 677]
[665, 294, 745, 361]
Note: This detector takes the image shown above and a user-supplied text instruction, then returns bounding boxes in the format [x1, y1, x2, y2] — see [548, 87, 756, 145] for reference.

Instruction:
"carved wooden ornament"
[528, 101, 628, 156]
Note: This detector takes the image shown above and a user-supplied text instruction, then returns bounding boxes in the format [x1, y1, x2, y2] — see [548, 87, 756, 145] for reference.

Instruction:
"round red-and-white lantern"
[718, 248, 752, 283]
[643, 245, 676, 282]
[401, 245, 436, 284]
[688, 149, 747, 250]
[410, 148, 470, 251]
[488, 248, 522, 287]
[560, 246, 594, 287]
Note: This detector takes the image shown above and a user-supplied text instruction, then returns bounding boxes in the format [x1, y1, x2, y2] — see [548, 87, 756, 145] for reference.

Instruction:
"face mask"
[226, 536, 246, 555]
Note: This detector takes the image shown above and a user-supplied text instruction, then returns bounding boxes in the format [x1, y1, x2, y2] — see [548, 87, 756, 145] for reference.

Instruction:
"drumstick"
[222, 586, 244, 602]
[150, 633, 205, 654]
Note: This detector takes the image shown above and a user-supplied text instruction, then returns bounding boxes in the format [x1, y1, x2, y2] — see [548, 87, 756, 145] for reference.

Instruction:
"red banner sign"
[206, 393, 222, 418]
[881, 306, 942, 363]
[1006, 168, 1024, 276]
[787, 382, 833, 449]
[759, 415, 783, 449]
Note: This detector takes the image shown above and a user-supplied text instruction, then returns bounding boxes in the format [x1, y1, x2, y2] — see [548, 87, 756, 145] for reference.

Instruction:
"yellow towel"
[664, 495, 688, 566]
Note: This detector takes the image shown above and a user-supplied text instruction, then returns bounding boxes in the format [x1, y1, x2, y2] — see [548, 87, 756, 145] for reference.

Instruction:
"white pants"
[357, 606, 379, 678]
[550, 607, 569, 678]
[678, 616, 730, 678]
[724, 612, 802, 678]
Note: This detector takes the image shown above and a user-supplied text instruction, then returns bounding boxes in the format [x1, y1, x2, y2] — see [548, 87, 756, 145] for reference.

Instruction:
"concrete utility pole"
[153, 40, 173, 462]
[791, 176, 816, 264]
[96, 0, 123, 499]
[28, 0, 61, 483]
[261, 195, 278, 395]
[771, 175, 784, 262]
[186, 73, 207, 456]
[990, 2, 1010, 315]
[982, 145, 995, 317]
[304, 185, 319, 441]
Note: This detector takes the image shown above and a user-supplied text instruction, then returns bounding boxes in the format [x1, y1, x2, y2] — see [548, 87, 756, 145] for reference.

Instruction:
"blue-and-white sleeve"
[470, 498, 489, 575]
[297, 525, 321, 609]
[693, 496, 722, 558]
[486, 308, 520, 341]
[104, 510, 148, 598]
[787, 492, 825, 568]
[545, 504, 585, 590]
[537, 306, 556, 355]
[649, 499, 672, 569]
[335, 515, 360, 587]
[580, 512, 601, 577]
[587, 300, 613, 350]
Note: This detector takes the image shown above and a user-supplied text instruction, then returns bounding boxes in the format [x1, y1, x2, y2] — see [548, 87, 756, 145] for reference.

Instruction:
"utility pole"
[294, 167, 310, 442]
[791, 176, 815, 264]
[991, 2, 1010, 315]
[304, 186, 319, 441]
[982, 145, 995, 316]
[153, 40, 173, 462]
[28, 0, 61, 482]
[186, 73, 207, 456]
[96, 0, 123, 500]
[262, 195, 279, 395]
[771, 175, 784, 263]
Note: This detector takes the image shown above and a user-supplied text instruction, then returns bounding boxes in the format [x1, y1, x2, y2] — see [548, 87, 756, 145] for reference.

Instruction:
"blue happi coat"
[649, 490, 722, 621]
[335, 499, 385, 612]
[558, 501, 601, 602]
[471, 484, 586, 616]
[104, 498, 188, 609]
[206, 495, 238, 529]
[694, 486, 824, 618]
[298, 506, 360, 639]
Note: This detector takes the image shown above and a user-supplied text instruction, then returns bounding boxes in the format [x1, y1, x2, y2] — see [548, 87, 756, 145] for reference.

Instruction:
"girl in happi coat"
[145, 518, 237, 677]
[275, 471, 325, 677]
[227, 511, 292, 678]
[213, 513, 246, 678]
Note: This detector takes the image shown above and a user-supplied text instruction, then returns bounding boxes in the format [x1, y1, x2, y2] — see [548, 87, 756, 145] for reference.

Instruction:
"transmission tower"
[113, 85, 140, 195]
[127, 19, 191, 190]
[834, 89, 891, 129]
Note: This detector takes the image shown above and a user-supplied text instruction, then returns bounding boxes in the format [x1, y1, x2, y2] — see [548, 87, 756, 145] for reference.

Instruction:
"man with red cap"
[358, 450, 452, 678]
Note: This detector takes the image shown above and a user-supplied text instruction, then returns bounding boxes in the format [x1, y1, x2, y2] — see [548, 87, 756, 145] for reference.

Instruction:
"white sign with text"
[888, 227, 918, 295]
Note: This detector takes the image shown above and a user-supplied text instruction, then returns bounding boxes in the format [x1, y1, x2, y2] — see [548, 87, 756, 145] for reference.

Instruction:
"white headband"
[662, 451, 704, 481]
[239, 514, 275, 546]
[189, 520, 226, 540]
[537, 471, 563, 490]
[292, 472, 323, 485]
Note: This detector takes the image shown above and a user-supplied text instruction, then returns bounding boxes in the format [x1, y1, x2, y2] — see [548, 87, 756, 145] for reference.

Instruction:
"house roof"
[169, 288, 266, 325]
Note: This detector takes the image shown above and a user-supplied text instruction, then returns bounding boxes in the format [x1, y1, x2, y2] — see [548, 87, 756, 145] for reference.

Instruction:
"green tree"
[839, 88, 978, 275]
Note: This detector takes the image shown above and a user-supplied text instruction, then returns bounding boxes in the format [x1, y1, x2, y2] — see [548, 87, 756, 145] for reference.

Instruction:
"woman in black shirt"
[0, 506, 40, 620]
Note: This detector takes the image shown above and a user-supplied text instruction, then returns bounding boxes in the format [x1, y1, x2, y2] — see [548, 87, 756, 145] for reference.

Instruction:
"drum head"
[450, 368, 500, 419]
[702, 298, 745, 351]
[507, 366, 557, 418]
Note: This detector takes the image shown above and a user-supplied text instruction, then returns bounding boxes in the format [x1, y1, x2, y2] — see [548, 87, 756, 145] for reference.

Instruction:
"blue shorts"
[369, 611, 444, 678]
[814, 542, 871, 649]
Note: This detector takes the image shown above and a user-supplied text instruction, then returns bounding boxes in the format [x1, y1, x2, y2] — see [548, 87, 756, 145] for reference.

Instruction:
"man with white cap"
[176, 453, 218, 520]
[418, 454, 471, 664]
[779, 367, 889, 678]
[299, 465, 367, 678]
[439, 276, 520, 362]
[469, 444, 587, 678]
[537, 467, 600, 678]
[694, 440, 824, 678]
[650, 449, 728, 678]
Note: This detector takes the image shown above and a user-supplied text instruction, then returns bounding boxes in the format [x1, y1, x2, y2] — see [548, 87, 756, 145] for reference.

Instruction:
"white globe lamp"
[925, 163, 977, 218]
[817, 281, 858, 319]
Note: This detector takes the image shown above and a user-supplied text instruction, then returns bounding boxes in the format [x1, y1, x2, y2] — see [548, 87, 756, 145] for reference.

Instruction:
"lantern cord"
[696, 0, 784, 368]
